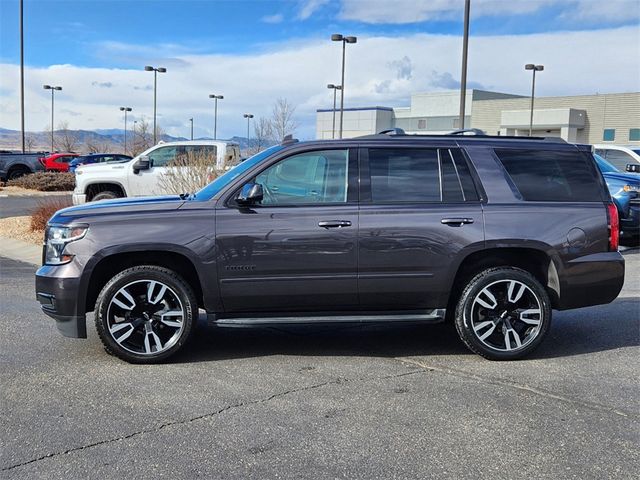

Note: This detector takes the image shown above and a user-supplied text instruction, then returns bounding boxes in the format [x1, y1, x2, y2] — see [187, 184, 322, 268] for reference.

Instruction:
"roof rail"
[281, 134, 299, 146]
[448, 128, 487, 136]
[378, 128, 406, 135]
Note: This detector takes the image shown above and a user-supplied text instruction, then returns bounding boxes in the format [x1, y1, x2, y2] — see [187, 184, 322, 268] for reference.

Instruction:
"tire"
[454, 267, 551, 360]
[7, 167, 30, 181]
[92, 191, 120, 202]
[95, 266, 197, 364]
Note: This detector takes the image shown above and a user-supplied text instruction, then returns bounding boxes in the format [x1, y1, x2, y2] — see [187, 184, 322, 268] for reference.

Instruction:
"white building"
[316, 89, 640, 144]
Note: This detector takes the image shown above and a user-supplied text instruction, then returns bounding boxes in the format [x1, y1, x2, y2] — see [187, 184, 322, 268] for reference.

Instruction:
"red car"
[43, 153, 78, 172]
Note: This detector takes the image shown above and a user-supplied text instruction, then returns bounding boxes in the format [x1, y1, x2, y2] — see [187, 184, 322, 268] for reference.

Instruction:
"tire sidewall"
[455, 268, 551, 360]
[95, 267, 196, 363]
[92, 191, 119, 202]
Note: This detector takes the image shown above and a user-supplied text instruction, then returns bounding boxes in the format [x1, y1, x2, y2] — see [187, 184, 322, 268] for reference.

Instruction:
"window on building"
[603, 129, 615, 141]
[629, 129, 640, 141]
[417, 119, 426, 130]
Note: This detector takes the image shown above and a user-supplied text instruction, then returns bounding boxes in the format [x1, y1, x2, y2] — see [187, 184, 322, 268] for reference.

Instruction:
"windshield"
[194, 145, 284, 200]
[593, 153, 619, 173]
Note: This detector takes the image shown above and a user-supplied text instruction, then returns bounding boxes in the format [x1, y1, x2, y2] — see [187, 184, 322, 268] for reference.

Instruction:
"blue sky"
[0, 0, 639, 139]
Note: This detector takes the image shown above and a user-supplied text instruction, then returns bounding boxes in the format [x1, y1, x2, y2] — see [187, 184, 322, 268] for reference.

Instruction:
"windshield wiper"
[178, 192, 192, 200]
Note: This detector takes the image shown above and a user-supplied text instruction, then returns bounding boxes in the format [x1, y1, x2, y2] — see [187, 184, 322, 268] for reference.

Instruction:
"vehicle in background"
[594, 145, 640, 171]
[593, 153, 639, 242]
[72, 140, 240, 204]
[68, 154, 133, 173]
[0, 151, 47, 181]
[39, 133, 625, 363]
[43, 153, 79, 172]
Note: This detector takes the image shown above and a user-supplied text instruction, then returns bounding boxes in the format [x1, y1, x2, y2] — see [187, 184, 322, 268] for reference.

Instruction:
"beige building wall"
[471, 92, 640, 144]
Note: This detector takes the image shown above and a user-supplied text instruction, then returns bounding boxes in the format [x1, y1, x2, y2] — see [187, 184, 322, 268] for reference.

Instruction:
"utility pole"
[458, 0, 471, 130]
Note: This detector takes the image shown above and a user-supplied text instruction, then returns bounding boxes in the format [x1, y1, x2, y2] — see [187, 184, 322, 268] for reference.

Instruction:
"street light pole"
[458, 0, 471, 130]
[144, 65, 166, 144]
[209, 94, 224, 139]
[525, 64, 544, 136]
[119, 107, 132, 155]
[189, 118, 193, 140]
[243, 113, 254, 148]
[331, 34, 357, 139]
[19, 0, 25, 153]
[326, 84, 342, 139]
[43, 85, 62, 153]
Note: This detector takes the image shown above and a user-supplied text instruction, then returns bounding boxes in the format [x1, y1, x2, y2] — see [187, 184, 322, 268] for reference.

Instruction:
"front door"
[358, 146, 484, 309]
[215, 148, 359, 313]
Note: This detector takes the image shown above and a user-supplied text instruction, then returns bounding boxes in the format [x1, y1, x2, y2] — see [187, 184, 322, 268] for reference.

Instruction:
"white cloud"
[261, 13, 284, 24]
[1, 26, 638, 140]
[339, 0, 639, 24]
[298, 0, 330, 20]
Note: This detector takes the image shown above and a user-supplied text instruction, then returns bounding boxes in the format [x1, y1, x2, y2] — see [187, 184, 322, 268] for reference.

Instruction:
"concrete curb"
[0, 236, 41, 266]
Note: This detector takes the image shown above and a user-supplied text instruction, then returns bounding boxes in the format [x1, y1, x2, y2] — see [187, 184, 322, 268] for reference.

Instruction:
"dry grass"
[30, 197, 73, 232]
[0, 216, 44, 245]
[7, 172, 75, 192]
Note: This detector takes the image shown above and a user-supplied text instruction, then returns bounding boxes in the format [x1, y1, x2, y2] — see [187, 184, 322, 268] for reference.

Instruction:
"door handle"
[441, 218, 474, 226]
[318, 220, 352, 229]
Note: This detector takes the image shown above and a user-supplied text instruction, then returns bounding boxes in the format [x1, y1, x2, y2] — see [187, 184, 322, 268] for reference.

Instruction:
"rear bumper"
[35, 264, 87, 338]
[557, 251, 625, 310]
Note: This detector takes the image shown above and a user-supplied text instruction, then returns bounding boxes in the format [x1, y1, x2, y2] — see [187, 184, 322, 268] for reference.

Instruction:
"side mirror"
[237, 183, 263, 205]
[625, 163, 640, 173]
[133, 155, 151, 174]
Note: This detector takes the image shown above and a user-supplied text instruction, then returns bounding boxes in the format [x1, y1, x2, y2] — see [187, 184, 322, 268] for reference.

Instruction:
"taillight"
[607, 202, 619, 251]
[38, 157, 46, 167]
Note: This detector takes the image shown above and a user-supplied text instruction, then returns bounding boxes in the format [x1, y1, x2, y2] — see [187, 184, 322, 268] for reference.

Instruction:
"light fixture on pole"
[43, 85, 62, 153]
[189, 118, 194, 140]
[458, 0, 471, 130]
[525, 64, 544, 136]
[243, 113, 254, 148]
[326, 84, 342, 139]
[119, 107, 132, 155]
[331, 34, 357, 139]
[209, 94, 224, 139]
[144, 65, 166, 144]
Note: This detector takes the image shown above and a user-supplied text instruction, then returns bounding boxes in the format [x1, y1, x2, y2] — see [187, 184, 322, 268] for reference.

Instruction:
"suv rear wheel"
[95, 266, 197, 363]
[454, 267, 551, 360]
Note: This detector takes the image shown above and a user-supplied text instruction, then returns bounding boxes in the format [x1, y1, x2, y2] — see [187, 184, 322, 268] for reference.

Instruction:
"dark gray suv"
[35, 134, 625, 363]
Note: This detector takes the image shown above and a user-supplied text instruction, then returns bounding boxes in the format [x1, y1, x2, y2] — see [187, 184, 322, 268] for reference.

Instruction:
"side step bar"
[211, 309, 446, 327]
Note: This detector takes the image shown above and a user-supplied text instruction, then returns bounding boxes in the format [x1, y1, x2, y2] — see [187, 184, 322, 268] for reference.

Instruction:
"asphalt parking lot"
[1, 251, 638, 479]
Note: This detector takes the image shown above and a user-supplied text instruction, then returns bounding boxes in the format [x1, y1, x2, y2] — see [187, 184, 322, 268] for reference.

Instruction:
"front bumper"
[35, 264, 87, 338]
[72, 192, 87, 205]
[620, 201, 640, 237]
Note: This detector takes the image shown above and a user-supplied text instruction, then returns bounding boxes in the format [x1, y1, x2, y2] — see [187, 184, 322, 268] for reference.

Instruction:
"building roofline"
[316, 106, 394, 113]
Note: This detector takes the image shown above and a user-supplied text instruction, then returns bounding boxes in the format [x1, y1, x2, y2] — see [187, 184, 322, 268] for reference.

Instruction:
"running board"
[212, 309, 446, 327]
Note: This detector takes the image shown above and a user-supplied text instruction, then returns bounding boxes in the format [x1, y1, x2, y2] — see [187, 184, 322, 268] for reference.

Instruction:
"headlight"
[45, 224, 88, 265]
[623, 184, 640, 193]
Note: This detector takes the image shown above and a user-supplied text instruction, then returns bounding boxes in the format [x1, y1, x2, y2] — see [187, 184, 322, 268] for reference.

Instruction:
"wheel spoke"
[507, 281, 526, 304]
[475, 287, 498, 310]
[112, 288, 136, 311]
[519, 308, 541, 326]
[159, 310, 183, 328]
[504, 328, 522, 350]
[147, 281, 168, 305]
[476, 321, 497, 341]
[143, 323, 164, 353]
[109, 322, 135, 345]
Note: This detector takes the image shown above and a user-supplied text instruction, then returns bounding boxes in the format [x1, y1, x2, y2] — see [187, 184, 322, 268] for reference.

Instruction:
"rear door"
[358, 146, 484, 309]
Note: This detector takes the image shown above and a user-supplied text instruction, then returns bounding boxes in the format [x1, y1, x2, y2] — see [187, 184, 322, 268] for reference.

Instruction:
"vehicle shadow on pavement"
[172, 297, 640, 364]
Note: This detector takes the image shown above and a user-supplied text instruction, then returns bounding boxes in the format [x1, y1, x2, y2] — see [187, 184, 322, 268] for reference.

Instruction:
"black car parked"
[35, 132, 624, 363]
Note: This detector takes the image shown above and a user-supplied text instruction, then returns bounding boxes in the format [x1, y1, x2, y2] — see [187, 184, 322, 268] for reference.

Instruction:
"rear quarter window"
[494, 148, 604, 202]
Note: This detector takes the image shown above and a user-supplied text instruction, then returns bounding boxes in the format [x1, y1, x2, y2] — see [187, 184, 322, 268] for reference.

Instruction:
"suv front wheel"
[95, 266, 197, 363]
[454, 267, 551, 360]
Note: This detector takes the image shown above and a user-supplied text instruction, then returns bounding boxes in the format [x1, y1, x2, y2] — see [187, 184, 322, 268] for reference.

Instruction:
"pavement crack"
[395, 357, 636, 419]
[2, 369, 423, 472]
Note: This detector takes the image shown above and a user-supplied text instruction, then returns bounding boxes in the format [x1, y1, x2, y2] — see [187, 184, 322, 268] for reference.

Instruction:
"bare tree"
[131, 118, 153, 156]
[84, 139, 113, 154]
[157, 149, 219, 195]
[55, 121, 79, 152]
[269, 98, 298, 142]
[248, 117, 274, 155]
[25, 135, 36, 152]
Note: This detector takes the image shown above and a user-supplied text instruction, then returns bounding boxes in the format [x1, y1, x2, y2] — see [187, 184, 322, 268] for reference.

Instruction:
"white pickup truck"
[72, 140, 240, 204]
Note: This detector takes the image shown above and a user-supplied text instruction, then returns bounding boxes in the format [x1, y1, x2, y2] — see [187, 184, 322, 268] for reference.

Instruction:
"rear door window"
[494, 148, 603, 202]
